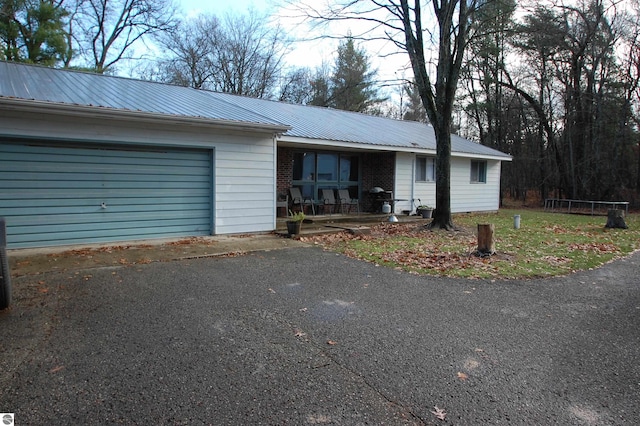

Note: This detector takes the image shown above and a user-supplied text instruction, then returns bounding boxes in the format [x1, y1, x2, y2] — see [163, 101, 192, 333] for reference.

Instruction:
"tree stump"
[477, 223, 495, 255]
[605, 209, 627, 229]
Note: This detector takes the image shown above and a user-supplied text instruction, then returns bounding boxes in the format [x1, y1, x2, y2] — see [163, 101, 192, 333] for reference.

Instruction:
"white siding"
[450, 157, 501, 213]
[0, 111, 277, 237]
[394, 153, 414, 213]
[395, 153, 436, 213]
[394, 153, 501, 214]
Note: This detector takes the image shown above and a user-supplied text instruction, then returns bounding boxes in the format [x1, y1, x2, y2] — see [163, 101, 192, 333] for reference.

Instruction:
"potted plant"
[286, 210, 306, 235]
[416, 205, 434, 219]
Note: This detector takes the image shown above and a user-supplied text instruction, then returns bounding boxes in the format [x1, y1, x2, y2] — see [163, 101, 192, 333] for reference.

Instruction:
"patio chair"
[289, 187, 315, 215]
[320, 189, 338, 215]
[337, 189, 360, 214]
[276, 194, 289, 217]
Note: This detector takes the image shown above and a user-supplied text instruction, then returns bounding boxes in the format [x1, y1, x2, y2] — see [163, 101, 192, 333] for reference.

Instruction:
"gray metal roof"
[0, 61, 511, 159]
[211, 92, 511, 159]
[0, 61, 286, 130]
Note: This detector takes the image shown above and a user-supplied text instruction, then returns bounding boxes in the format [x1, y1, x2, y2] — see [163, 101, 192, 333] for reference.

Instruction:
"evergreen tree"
[0, 0, 68, 66]
[329, 37, 384, 112]
[402, 80, 427, 122]
[308, 63, 332, 107]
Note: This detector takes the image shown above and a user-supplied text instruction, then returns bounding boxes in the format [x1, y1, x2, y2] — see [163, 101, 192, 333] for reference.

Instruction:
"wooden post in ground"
[477, 223, 496, 255]
[605, 209, 628, 229]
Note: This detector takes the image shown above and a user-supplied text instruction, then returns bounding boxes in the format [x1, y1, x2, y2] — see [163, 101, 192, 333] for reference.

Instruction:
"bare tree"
[71, 0, 177, 73]
[157, 15, 218, 89]
[213, 12, 288, 98]
[291, 0, 482, 229]
[278, 66, 314, 103]
[158, 11, 289, 99]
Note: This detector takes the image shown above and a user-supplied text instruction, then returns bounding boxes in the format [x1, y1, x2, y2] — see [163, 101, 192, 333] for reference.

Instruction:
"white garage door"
[0, 142, 213, 248]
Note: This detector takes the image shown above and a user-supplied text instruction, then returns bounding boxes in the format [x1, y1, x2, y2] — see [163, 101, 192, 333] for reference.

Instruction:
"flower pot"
[419, 208, 433, 219]
[286, 220, 302, 235]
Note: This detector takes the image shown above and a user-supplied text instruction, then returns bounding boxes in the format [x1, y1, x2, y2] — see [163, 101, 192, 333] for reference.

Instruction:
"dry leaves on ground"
[302, 224, 507, 277]
[431, 406, 447, 420]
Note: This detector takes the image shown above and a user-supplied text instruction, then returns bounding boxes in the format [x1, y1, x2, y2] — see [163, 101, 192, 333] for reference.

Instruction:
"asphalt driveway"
[1, 246, 639, 425]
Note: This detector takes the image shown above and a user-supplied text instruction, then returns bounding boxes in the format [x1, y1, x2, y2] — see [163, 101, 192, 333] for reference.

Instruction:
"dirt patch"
[8, 235, 308, 277]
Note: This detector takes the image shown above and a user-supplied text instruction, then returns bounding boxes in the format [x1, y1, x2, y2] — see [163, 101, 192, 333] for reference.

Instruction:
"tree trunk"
[605, 209, 627, 229]
[431, 125, 454, 229]
[477, 223, 496, 255]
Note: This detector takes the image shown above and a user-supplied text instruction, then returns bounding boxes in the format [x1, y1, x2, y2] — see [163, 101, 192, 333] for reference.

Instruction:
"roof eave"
[0, 97, 291, 134]
[278, 135, 512, 161]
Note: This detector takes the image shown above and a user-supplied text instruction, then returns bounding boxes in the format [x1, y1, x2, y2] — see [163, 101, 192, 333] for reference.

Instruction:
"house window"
[416, 157, 435, 182]
[292, 151, 360, 200]
[470, 160, 487, 183]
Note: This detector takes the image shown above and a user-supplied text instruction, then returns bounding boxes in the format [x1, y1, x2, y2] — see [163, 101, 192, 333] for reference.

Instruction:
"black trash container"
[0, 217, 11, 310]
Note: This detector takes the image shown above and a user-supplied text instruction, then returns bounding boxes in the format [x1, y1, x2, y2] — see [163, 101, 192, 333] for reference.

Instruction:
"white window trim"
[416, 156, 436, 182]
[470, 160, 487, 183]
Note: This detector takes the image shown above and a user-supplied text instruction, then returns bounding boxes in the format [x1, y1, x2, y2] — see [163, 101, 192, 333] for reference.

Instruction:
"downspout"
[411, 153, 416, 214]
[273, 134, 280, 230]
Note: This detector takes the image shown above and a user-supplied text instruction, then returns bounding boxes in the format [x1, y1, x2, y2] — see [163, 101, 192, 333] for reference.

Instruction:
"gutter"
[278, 136, 512, 161]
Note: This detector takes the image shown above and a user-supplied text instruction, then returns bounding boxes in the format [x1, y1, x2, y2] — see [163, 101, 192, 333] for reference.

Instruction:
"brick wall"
[277, 147, 293, 197]
[360, 151, 395, 212]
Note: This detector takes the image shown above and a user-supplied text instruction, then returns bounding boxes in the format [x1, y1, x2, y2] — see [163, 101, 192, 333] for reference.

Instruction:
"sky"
[173, 0, 411, 96]
[179, 0, 274, 16]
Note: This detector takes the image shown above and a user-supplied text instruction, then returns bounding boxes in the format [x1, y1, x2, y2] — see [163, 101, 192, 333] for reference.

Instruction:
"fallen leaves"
[303, 224, 503, 278]
[456, 371, 469, 381]
[431, 406, 447, 420]
[567, 242, 619, 254]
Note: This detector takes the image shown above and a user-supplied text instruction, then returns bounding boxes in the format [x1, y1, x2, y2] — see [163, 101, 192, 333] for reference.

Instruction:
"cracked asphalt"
[1, 243, 639, 425]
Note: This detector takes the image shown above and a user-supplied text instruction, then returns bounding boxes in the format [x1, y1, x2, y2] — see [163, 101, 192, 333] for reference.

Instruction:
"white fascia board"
[278, 135, 436, 154]
[278, 135, 511, 161]
[452, 152, 513, 161]
[0, 98, 291, 134]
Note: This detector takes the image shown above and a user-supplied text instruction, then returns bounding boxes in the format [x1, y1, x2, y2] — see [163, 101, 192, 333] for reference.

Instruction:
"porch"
[274, 212, 427, 237]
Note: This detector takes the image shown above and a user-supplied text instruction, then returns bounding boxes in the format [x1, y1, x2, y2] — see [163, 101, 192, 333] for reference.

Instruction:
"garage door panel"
[0, 170, 212, 183]
[12, 214, 212, 234]
[0, 198, 210, 209]
[12, 224, 211, 247]
[1, 143, 211, 163]
[2, 202, 213, 217]
[0, 142, 213, 248]
[0, 178, 211, 190]
[0, 189, 210, 203]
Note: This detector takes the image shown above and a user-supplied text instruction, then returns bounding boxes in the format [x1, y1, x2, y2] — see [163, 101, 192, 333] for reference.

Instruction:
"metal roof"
[0, 61, 286, 130]
[0, 61, 511, 160]
[211, 92, 511, 159]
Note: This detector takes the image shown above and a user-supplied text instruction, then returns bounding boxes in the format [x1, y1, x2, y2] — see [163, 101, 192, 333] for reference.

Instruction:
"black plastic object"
[0, 217, 11, 310]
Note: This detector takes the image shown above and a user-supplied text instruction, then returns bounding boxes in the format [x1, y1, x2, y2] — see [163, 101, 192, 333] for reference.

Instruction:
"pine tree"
[328, 37, 384, 112]
[0, 0, 68, 66]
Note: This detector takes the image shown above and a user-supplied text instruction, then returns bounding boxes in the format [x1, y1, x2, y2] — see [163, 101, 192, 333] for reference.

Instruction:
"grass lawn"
[303, 209, 640, 279]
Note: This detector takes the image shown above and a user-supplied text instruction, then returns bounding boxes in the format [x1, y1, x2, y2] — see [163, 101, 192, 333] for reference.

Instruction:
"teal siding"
[0, 142, 213, 248]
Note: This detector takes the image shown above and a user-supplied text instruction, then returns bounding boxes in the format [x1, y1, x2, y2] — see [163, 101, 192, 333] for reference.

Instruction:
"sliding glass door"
[292, 151, 360, 200]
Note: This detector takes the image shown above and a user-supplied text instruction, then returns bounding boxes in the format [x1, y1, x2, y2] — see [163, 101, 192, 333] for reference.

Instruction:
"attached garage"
[0, 142, 214, 248]
[1, 61, 290, 249]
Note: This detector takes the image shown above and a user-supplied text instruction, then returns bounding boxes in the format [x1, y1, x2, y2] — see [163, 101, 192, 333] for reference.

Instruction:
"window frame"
[291, 150, 360, 200]
[415, 156, 436, 182]
[470, 160, 487, 184]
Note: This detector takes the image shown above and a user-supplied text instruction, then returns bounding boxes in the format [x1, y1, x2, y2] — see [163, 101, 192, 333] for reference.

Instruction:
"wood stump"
[605, 209, 627, 229]
[477, 223, 495, 255]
